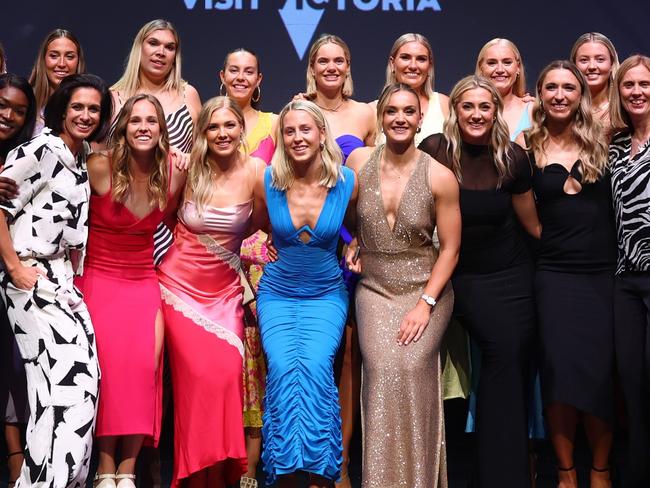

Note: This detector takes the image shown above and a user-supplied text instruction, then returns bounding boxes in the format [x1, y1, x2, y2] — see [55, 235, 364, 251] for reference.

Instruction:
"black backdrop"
[3, 0, 649, 113]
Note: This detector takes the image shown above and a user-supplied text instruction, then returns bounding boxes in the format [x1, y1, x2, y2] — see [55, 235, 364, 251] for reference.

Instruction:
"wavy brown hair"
[443, 75, 512, 187]
[109, 94, 169, 210]
[528, 60, 608, 184]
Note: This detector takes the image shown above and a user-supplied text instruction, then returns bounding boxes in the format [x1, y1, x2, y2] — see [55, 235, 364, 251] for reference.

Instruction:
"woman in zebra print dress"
[609, 54, 650, 488]
[111, 19, 201, 265]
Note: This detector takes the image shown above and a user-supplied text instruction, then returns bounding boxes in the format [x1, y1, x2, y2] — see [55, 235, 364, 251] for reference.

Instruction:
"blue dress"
[257, 165, 355, 483]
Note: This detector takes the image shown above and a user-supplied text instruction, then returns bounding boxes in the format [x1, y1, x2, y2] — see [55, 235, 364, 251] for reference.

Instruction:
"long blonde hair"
[475, 38, 527, 98]
[610, 54, 650, 134]
[528, 60, 608, 183]
[109, 94, 169, 210]
[570, 32, 619, 107]
[188, 96, 247, 215]
[271, 100, 342, 191]
[443, 75, 512, 187]
[384, 33, 435, 97]
[29, 29, 86, 114]
[112, 19, 184, 98]
[305, 34, 354, 99]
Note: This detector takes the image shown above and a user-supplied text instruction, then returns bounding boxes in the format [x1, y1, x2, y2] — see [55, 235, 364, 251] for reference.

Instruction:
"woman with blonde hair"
[476, 38, 532, 141]
[157, 96, 265, 487]
[379, 33, 449, 144]
[529, 60, 616, 488]
[75, 94, 185, 488]
[420, 75, 541, 488]
[28, 28, 85, 133]
[570, 32, 619, 132]
[609, 54, 650, 488]
[256, 100, 357, 487]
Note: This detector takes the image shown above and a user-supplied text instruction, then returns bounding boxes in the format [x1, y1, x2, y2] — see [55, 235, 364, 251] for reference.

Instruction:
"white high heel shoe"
[93, 473, 117, 488]
[116, 473, 136, 488]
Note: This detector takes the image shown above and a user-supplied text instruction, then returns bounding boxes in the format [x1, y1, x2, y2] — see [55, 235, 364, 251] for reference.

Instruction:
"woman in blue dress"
[254, 99, 357, 487]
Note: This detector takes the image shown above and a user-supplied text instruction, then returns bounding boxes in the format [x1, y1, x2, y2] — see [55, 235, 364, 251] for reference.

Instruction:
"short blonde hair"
[384, 33, 435, 97]
[271, 100, 343, 191]
[306, 34, 353, 99]
[610, 54, 650, 134]
[112, 19, 184, 98]
[475, 38, 527, 98]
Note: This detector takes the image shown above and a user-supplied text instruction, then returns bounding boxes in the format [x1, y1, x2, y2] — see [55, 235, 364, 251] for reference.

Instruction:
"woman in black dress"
[528, 60, 616, 488]
[419, 75, 540, 488]
[609, 54, 650, 488]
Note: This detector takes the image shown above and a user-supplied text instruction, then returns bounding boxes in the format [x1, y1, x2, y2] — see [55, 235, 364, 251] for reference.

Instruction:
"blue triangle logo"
[278, 0, 325, 60]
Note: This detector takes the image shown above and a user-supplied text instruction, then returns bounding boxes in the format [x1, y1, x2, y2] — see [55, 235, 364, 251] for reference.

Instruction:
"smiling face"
[311, 42, 349, 93]
[540, 68, 582, 124]
[619, 64, 650, 122]
[60, 87, 101, 148]
[140, 29, 177, 82]
[456, 87, 496, 145]
[0, 86, 29, 142]
[479, 43, 519, 96]
[220, 51, 261, 105]
[44, 37, 80, 89]
[125, 99, 161, 154]
[574, 41, 613, 96]
[206, 107, 243, 160]
[381, 89, 421, 145]
[390, 41, 431, 91]
[282, 109, 324, 165]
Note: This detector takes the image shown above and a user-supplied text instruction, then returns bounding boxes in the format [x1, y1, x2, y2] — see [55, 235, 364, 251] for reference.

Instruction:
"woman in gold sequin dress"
[346, 83, 460, 487]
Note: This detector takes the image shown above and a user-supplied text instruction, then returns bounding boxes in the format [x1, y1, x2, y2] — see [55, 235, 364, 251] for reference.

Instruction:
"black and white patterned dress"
[0, 128, 99, 488]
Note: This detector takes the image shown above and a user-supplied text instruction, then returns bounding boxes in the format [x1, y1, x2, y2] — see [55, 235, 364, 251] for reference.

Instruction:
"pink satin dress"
[75, 186, 167, 444]
[157, 199, 251, 486]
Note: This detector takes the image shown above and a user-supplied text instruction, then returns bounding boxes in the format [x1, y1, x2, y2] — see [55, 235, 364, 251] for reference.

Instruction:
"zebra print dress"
[610, 132, 650, 274]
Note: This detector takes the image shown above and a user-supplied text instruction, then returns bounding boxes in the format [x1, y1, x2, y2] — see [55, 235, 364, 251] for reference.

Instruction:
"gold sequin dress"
[355, 146, 453, 487]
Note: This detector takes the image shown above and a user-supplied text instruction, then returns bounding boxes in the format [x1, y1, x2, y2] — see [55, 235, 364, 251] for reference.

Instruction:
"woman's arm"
[397, 161, 460, 346]
[251, 162, 270, 234]
[0, 213, 43, 289]
[513, 190, 541, 239]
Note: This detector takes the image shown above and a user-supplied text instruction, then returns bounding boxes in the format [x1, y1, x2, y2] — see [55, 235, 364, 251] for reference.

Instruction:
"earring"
[319, 142, 325, 150]
[416, 127, 422, 133]
[252, 86, 261, 103]
[219, 83, 226, 96]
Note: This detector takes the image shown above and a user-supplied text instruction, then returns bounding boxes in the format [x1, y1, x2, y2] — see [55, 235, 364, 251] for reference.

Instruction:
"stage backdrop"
[3, 0, 649, 113]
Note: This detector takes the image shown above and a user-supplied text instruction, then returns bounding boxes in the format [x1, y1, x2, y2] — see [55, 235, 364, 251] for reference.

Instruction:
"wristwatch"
[420, 293, 437, 307]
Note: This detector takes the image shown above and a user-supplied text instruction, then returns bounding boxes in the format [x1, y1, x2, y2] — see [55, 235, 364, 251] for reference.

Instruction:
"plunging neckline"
[376, 146, 420, 233]
[284, 186, 333, 244]
[96, 190, 160, 222]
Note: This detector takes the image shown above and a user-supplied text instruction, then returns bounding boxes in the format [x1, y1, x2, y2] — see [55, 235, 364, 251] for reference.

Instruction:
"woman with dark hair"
[158, 96, 266, 488]
[570, 33, 619, 133]
[75, 94, 185, 488]
[0, 73, 111, 488]
[219, 48, 276, 487]
[28, 29, 85, 133]
[0, 73, 36, 488]
[529, 60, 616, 488]
[346, 83, 460, 487]
[419, 75, 540, 488]
[609, 54, 650, 488]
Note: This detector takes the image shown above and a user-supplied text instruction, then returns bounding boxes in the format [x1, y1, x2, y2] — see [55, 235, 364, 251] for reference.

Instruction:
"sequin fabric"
[356, 146, 453, 487]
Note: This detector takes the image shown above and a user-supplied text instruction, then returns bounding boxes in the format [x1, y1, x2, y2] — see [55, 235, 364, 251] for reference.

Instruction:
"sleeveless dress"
[74, 169, 173, 443]
[157, 200, 250, 486]
[355, 146, 453, 487]
[239, 112, 276, 429]
[258, 166, 355, 484]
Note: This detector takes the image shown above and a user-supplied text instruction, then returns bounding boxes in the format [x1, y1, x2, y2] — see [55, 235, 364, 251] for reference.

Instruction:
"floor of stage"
[0, 398, 626, 487]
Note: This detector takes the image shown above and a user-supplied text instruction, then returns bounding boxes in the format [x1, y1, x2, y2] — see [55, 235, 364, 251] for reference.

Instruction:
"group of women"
[0, 18, 649, 488]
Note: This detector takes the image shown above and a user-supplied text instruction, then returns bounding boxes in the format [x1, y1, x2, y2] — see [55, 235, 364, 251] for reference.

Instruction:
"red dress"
[75, 183, 168, 444]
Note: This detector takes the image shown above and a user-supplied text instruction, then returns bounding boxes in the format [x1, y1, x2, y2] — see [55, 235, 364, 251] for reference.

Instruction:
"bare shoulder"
[436, 92, 450, 118]
[183, 83, 202, 120]
[87, 151, 111, 173]
[424, 151, 458, 192]
[346, 146, 374, 173]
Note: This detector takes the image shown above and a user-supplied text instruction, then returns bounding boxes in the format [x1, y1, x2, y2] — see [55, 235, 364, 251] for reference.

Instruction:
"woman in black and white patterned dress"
[609, 54, 650, 488]
[0, 73, 111, 488]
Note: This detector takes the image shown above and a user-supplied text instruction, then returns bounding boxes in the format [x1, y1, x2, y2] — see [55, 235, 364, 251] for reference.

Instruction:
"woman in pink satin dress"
[157, 96, 266, 488]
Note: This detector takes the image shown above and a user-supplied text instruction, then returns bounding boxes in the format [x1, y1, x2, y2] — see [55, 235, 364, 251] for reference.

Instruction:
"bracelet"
[420, 293, 436, 307]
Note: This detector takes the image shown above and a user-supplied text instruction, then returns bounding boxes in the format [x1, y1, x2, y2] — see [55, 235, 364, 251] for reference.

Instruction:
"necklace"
[382, 159, 413, 180]
[631, 133, 650, 156]
[315, 99, 345, 112]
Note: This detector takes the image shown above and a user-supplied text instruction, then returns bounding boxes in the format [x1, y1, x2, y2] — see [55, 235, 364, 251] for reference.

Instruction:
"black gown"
[420, 134, 534, 488]
[532, 160, 616, 421]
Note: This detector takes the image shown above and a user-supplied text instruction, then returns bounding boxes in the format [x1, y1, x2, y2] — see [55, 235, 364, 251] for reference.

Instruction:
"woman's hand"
[345, 243, 362, 274]
[9, 264, 45, 290]
[170, 148, 190, 171]
[0, 175, 18, 202]
[265, 232, 278, 262]
[292, 92, 308, 102]
[397, 301, 431, 346]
